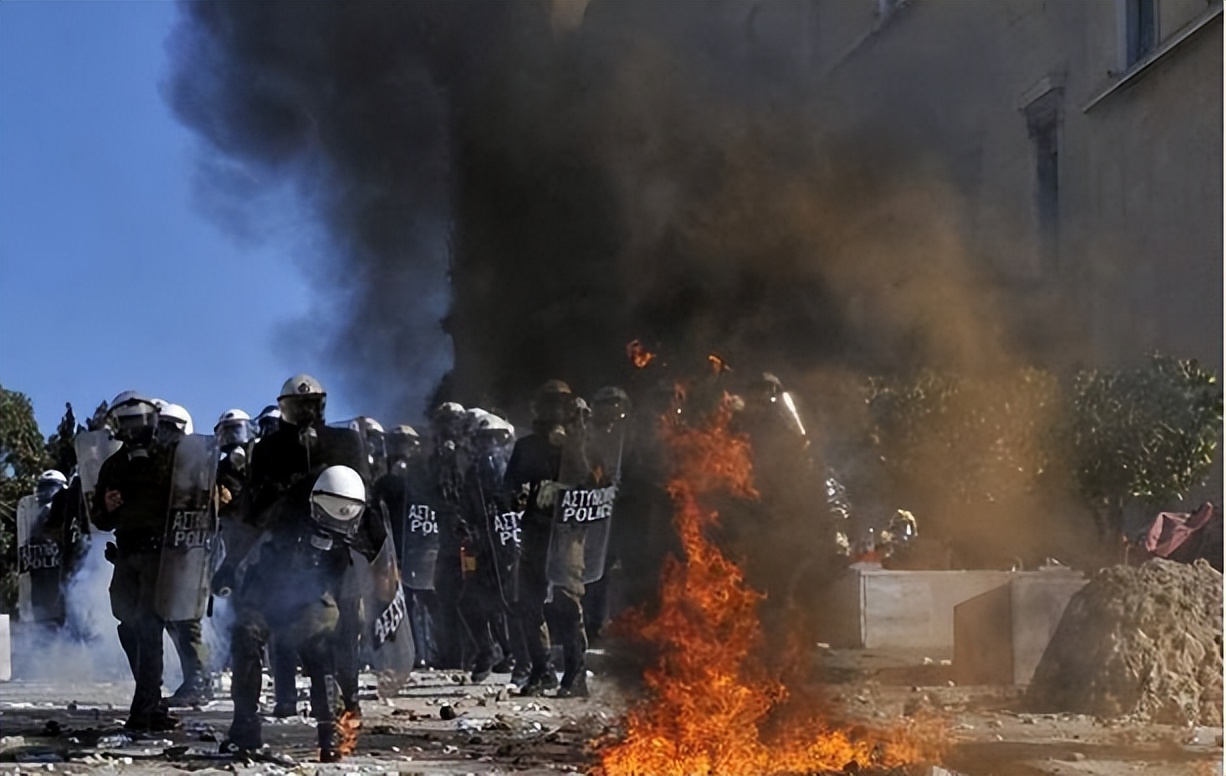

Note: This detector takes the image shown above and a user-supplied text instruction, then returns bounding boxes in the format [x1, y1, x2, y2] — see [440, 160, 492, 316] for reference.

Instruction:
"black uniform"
[456, 448, 516, 677]
[503, 429, 561, 689]
[430, 445, 468, 670]
[222, 421, 371, 754]
[92, 442, 176, 730]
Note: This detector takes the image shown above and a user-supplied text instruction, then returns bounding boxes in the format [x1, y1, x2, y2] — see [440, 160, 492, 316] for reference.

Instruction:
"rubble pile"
[1028, 558, 1223, 725]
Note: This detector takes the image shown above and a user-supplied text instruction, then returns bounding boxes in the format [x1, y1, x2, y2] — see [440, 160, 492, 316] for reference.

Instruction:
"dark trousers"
[110, 550, 164, 721]
[406, 588, 439, 667]
[335, 594, 362, 711]
[546, 585, 587, 685]
[459, 574, 506, 668]
[271, 635, 299, 707]
[433, 554, 466, 669]
[582, 575, 609, 642]
[512, 539, 551, 678]
[228, 596, 342, 747]
[166, 619, 209, 693]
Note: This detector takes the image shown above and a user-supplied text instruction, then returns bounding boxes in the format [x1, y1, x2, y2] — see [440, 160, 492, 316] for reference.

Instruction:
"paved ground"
[0, 647, 1221, 776]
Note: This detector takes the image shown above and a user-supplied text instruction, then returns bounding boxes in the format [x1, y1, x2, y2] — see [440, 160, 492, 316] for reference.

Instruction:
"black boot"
[318, 721, 342, 763]
[221, 715, 262, 755]
[556, 671, 589, 698]
[518, 666, 559, 696]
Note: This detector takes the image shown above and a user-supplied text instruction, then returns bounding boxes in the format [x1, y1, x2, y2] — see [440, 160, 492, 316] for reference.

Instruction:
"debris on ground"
[1027, 558, 1223, 725]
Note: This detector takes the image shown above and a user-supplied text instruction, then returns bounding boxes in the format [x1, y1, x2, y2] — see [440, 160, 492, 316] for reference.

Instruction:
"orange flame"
[336, 709, 361, 758]
[707, 353, 730, 374]
[598, 399, 944, 775]
[627, 340, 657, 369]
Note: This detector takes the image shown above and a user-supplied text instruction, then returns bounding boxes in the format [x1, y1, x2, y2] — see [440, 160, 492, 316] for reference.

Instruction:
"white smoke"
[13, 532, 233, 692]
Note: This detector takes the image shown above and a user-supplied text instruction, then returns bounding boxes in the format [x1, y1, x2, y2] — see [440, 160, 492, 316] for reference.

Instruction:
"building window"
[1025, 90, 1062, 274]
[1124, 0, 1157, 66]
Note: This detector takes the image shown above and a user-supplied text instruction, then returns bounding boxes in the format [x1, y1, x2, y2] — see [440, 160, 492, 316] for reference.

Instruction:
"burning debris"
[598, 398, 944, 776]
[1028, 558, 1224, 726]
[627, 340, 657, 370]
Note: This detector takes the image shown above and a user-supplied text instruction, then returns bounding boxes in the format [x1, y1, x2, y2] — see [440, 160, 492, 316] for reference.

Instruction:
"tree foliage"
[0, 385, 53, 609]
[1068, 355, 1223, 538]
[44, 403, 81, 476]
[857, 356, 1223, 555]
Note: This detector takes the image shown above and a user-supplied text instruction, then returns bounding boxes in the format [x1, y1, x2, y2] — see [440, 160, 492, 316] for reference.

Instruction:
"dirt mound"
[1027, 558, 1222, 725]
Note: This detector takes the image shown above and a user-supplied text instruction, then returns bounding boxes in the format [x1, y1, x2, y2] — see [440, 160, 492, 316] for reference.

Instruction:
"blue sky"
[1, 1, 363, 435]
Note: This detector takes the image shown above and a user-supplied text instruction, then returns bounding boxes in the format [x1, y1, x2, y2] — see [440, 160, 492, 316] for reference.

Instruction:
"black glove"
[104, 541, 117, 564]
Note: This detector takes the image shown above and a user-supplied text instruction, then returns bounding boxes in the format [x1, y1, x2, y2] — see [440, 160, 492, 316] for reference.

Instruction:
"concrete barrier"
[817, 566, 1077, 652]
[954, 571, 1088, 685]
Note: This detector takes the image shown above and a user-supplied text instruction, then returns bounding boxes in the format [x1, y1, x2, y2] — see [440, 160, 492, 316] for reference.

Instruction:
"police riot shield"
[578, 422, 626, 583]
[74, 430, 121, 526]
[487, 508, 522, 606]
[155, 433, 221, 622]
[546, 483, 617, 588]
[16, 495, 64, 623]
[398, 498, 440, 591]
[365, 532, 415, 683]
[468, 456, 521, 606]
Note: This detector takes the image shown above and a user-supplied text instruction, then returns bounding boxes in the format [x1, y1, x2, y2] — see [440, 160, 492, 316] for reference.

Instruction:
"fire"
[598, 399, 944, 776]
[707, 353, 729, 374]
[627, 340, 657, 369]
[336, 709, 361, 758]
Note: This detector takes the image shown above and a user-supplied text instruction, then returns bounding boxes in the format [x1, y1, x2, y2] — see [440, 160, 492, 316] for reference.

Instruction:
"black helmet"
[532, 379, 573, 425]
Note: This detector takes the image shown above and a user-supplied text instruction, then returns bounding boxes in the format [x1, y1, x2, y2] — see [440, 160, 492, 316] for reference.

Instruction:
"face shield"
[386, 432, 423, 466]
[310, 492, 366, 539]
[35, 478, 66, 505]
[278, 394, 325, 427]
[216, 420, 252, 449]
[365, 428, 386, 471]
[592, 398, 628, 428]
[108, 402, 159, 446]
[156, 416, 189, 446]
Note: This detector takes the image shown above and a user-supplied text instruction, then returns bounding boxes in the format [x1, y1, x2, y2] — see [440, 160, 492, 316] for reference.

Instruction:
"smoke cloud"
[166, 2, 1097, 567]
[167, 1, 1043, 419]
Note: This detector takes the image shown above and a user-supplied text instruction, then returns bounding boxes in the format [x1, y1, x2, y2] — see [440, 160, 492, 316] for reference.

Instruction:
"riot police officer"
[503, 380, 578, 696]
[375, 425, 441, 667]
[16, 470, 70, 628]
[457, 410, 518, 682]
[92, 392, 179, 733]
[154, 403, 214, 707]
[216, 374, 373, 761]
[428, 402, 470, 670]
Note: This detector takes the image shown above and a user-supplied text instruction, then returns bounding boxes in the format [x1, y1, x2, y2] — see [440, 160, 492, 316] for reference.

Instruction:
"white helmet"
[310, 465, 366, 537]
[217, 408, 251, 424]
[278, 374, 327, 426]
[39, 470, 68, 486]
[352, 417, 384, 434]
[386, 424, 422, 462]
[107, 391, 160, 444]
[216, 408, 252, 447]
[468, 409, 515, 449]
[35, 469, 69, 503]
[159, 403, 194, 435]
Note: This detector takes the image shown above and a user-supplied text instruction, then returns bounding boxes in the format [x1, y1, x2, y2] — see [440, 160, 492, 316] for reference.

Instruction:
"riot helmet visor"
[216, 420, 252, 448]
[108, 401, 159, 445]
[279, 394, 325, 427]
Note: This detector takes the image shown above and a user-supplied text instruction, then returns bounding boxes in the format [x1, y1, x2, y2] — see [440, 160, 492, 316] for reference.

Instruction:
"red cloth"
[1145, 502, 1216, 559]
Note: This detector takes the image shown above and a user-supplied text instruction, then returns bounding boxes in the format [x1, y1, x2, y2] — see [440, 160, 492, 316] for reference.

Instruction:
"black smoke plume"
[167, 0, 1025, 423]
